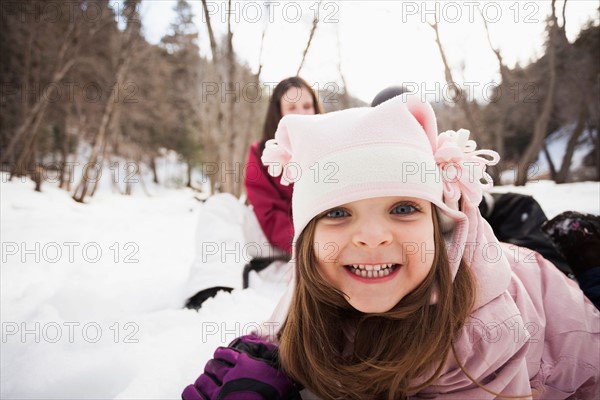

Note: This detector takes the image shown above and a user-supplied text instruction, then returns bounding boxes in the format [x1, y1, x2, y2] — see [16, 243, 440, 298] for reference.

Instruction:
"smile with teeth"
[345, 263, 399, 278]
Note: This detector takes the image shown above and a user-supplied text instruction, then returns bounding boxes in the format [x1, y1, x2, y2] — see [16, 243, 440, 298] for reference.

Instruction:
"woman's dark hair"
[260, 77, 323, 153]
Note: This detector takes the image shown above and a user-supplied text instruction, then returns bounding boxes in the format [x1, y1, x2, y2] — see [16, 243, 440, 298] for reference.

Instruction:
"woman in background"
[245, 77, 323, 255]
[184, 77, 323, 309]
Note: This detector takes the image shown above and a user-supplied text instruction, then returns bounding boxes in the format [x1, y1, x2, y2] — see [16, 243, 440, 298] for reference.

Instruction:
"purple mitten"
[182, 335, 301, 400]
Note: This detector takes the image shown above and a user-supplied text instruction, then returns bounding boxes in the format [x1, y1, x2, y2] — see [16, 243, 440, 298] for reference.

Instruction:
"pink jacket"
[408, 245, 600, 399]
[245, 142, 294, 254]
[406, 205, 600, 399]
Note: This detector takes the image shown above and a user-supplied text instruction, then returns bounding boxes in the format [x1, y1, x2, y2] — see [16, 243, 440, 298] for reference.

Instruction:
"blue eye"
[325, 208, 349, 218]
[392, 203, 418, 215]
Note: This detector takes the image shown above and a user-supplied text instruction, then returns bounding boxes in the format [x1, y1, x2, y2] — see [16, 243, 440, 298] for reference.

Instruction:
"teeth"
[348, 264, 396, 278]
[349, 263, 393, 270]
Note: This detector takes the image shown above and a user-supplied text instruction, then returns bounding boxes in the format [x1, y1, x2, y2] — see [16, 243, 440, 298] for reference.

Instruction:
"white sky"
[139, 1, 599, 104]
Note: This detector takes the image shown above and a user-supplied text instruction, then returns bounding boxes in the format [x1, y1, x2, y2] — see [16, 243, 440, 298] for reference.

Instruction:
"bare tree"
[200, 0, 262, 196]
[3, 1, 109, 183]
[429, 20, 486, 145]
[5, 19, 78, 178]
[336, 24, 350, 109]
[428, 16, 510, 189]
[480, 8, 508, 161]
[296, 2, 321, 76]
[72, 0, 141, 202]
[551, 4, 597, 183]
[201, 0, 225, 195]
[556, 107, 588, 183]
[542, 143, 558, 180]
[255, 5, 270, 81]
[515, 0, 561, 186]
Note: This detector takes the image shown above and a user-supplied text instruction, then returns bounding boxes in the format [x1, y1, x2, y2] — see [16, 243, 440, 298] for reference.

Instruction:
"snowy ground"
[1, 174, 599, 399]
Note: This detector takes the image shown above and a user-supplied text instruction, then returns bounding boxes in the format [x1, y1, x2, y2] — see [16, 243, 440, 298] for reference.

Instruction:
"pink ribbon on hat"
[434, 129, 500, 209]
[261, 139, 294, 186]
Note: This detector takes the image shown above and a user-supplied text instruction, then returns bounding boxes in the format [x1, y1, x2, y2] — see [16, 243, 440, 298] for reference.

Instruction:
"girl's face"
[280, 86, 315, 116]
[313, 196, 435, 313]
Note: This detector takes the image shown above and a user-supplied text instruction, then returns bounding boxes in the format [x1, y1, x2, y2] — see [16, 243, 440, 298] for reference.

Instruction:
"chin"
[350, 301, 396, 314]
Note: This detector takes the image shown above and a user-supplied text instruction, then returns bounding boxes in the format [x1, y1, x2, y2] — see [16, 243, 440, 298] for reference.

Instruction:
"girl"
[245, 77, 323, 255]
[183, 95, 599, 399]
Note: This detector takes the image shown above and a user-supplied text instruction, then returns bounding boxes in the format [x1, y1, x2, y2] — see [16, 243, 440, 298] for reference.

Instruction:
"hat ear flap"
[404, 94, 438, 151]
[273, 118, 293, 150]
[261, 120, 291, 175]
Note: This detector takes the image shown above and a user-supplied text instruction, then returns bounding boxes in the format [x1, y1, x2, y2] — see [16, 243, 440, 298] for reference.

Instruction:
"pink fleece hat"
[262, 94, 500, 280]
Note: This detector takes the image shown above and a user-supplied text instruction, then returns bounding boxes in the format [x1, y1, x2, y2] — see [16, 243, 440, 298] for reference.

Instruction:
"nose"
[352, 218, 393, 248]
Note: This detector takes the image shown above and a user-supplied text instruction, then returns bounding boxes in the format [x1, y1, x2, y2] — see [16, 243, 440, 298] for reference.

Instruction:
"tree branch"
[297, 1, 321, 76]
[201, 0, 219, 62]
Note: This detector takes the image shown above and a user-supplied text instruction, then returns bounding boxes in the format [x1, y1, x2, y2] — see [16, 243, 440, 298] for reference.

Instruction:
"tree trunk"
[255, 16, 269, 81]
[336, 24, 350, 109]
[150, 157, 159, 184]
[186, 158, 193, 188]
[59, 112, 70, 190]
[125, 161, 133, 195]
[10, 106, 45, 179]
[480, 8, 510, 185]
[72, 88, 116, 202]
[555, 107, 587, 183]
[201, 0, 239, 197]
[72, 1, 139, 203]
[109, 155, 123, 195]
[595, 128, 600, 181]
[21, 19, 37, 127]
[430, 21, 487, 148]
[542, 143, 557, 180]
[515, 2, 559, 186]
[29, 145, 42, 192]
[431, 19, 498, 188]
[201, 0, 219, 63]
[60, 110, 84, 192]
[297, 9, 319, 76]
[60, 156, 73, 192]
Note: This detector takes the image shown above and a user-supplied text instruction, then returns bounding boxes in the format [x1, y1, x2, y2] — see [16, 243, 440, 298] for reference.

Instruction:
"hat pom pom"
[434, 129, 500, 209]
[261, 139, 293, 185]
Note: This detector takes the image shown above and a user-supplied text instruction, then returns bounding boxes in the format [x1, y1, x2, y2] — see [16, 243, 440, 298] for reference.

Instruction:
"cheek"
[421, 223, 436, 268]
[314, 257, 333, 286]
[313, 227, 341, 265]
[313, 243, 338, 267]
[401, 222, 436, 265]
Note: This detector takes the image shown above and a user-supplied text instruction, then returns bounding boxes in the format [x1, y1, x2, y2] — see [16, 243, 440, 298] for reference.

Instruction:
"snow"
[491, 180, 600, 219]
[1, 173, 599, 398]
[1, 174, 281, 399]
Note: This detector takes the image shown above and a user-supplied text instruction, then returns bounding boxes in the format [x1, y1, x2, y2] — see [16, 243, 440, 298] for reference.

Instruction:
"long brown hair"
[260, 77, 324, 153]
[278, 207, 476, 400]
